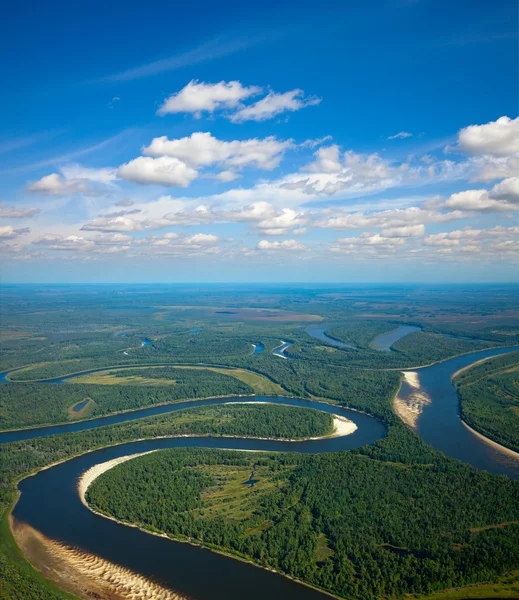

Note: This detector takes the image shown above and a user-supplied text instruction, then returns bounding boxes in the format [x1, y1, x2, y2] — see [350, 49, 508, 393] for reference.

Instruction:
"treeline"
[0, 370, 254, 430]
[87, 445, 519, 600]
[455, 350, 519, 453]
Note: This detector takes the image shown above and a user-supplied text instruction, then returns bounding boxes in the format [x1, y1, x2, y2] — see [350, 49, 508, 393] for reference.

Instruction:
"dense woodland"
[0, 404, 332, 600]
[1, 284, 519, 600]
[88, 441, 519, 600]
[0, 370, 254, 429]
[455, 351, 519, 453]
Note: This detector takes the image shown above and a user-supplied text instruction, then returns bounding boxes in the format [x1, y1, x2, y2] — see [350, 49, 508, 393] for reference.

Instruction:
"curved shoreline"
[394, 352, 519, 460]
[460, 420, 519, 461]
[450, 352, 519, 458]
[10, 413, 358, 600]
[74, 417, 356, 600]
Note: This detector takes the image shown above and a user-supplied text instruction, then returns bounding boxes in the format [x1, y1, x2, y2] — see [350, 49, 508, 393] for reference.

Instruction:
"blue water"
[71, 399, 90, 413]
[371, 325, 421, 351]
[252, 342, 265, 354]
[13, 398, 383, 600]
[305, 324, 357, 349]
[272, 342, 292, 358]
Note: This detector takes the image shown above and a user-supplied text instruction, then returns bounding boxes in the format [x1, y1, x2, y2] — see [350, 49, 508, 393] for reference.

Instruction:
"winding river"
[306, 323, 420, 351]
[3, 345, 519, 599]
[11, 398, 383, 600]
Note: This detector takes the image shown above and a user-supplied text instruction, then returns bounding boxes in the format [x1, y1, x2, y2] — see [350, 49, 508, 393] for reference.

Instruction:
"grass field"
[70, 365, 286, 395]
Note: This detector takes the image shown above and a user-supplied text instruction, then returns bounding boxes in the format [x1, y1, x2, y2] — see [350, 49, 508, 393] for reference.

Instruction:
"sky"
[0, 0, 518, 283]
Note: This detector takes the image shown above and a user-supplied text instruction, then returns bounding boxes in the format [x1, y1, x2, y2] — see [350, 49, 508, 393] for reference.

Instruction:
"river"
[4, 346, 519, 599]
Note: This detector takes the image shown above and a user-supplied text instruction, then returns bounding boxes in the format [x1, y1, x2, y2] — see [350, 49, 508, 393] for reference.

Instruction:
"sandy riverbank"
[461, 420, 519, 461]
[393, 371, 431, 429]
[10, 517, 185, 600]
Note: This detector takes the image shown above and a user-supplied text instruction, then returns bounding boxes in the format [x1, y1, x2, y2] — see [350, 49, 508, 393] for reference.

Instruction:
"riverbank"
[392, 371, 431, 429]
[75, 450, 341, 600]
[460, 421, 519, 461]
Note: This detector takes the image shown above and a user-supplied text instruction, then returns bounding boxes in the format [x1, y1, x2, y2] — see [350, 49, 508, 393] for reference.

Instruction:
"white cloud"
[0, 225, 30, 239]
[157, 80, 261, 117]
[0, 207, 40, 218]
[230, 89, 321, 123]
[457, 116, 519, 156]
[59, 164, 117, 183]
[388, 132, 413, 140]
[306, 145, 342, 173]
[423, 233, 461, 247]
[216, 170, 240, 182]
[490, 177, 519, 203]
[143, 132, 291, 170]
[32, 234, 95, 250]
[443, 178, 519, 212]
[183, 233, 219, 245]
[257, 239, 305, 251]
[315, 206, 465, 231]
[81, 216, 160, 232]
[381, 224, 425, 238]
[118, 156, 198, 187]
[336, 233, 404, 248]
[28, 173, 91, 195]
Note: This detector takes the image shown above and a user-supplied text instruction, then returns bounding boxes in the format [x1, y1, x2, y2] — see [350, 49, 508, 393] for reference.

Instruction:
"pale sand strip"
[393, 372, 431, 430]
[402, 371, 420, 388]
[461, 420, 519, 461]
[11, 518, 185, 600]
[78, 451, 158, 506]
[223, 402, 357, 439]
[330, 415, 358, 437]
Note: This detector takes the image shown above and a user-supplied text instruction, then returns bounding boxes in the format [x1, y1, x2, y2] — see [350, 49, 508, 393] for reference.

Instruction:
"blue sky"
[0, 0, 518, 283]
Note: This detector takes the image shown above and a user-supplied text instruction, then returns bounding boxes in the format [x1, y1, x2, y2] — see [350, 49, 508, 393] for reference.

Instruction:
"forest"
[87, 443, 519, 600]
[455, 351, 519, 453]
[0, 369, 254, 429]
[1, 284, 519, 600]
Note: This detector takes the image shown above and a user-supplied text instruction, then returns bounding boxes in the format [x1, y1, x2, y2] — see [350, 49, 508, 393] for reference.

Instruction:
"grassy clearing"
[195, 464, 289, 521]
[415, 569, 519, 599]
[70, 365, 286, 395]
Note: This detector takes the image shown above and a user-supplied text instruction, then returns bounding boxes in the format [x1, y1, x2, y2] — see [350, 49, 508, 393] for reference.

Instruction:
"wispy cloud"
[0, 130, 65, 155]
[92, 36, 261, 84]
[0, 130, 132, 175]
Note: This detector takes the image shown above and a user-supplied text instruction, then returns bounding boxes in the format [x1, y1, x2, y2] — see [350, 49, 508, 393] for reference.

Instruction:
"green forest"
[455, 351, 519, 453]
[1, 285, 519, 600]
[0, 369, 254, 430]
[88, 444, 519, 600]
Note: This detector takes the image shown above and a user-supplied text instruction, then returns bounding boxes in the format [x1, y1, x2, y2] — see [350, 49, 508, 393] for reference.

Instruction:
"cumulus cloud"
[315, 206, 465, 231]
[457, 116, 519, 156]
[443, 178, 519, 212]
[230, 89, 321, 123]
[157, 80, 261, 117]
[381, 224, 425, 238]
[388, 132, 413, 140]
[143, 132, 291, 170]
[81, 215, 159, 232]
[0, 207, 40, 218]
[28, 173, 91, 195]
[256, 239, 305, 251]
[118, 156, 198, 187]
[27, 165, 117, 196]
[335, 233, 404, 249]
[157, 80, 320, 123]
[0, 226, 30, 239]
